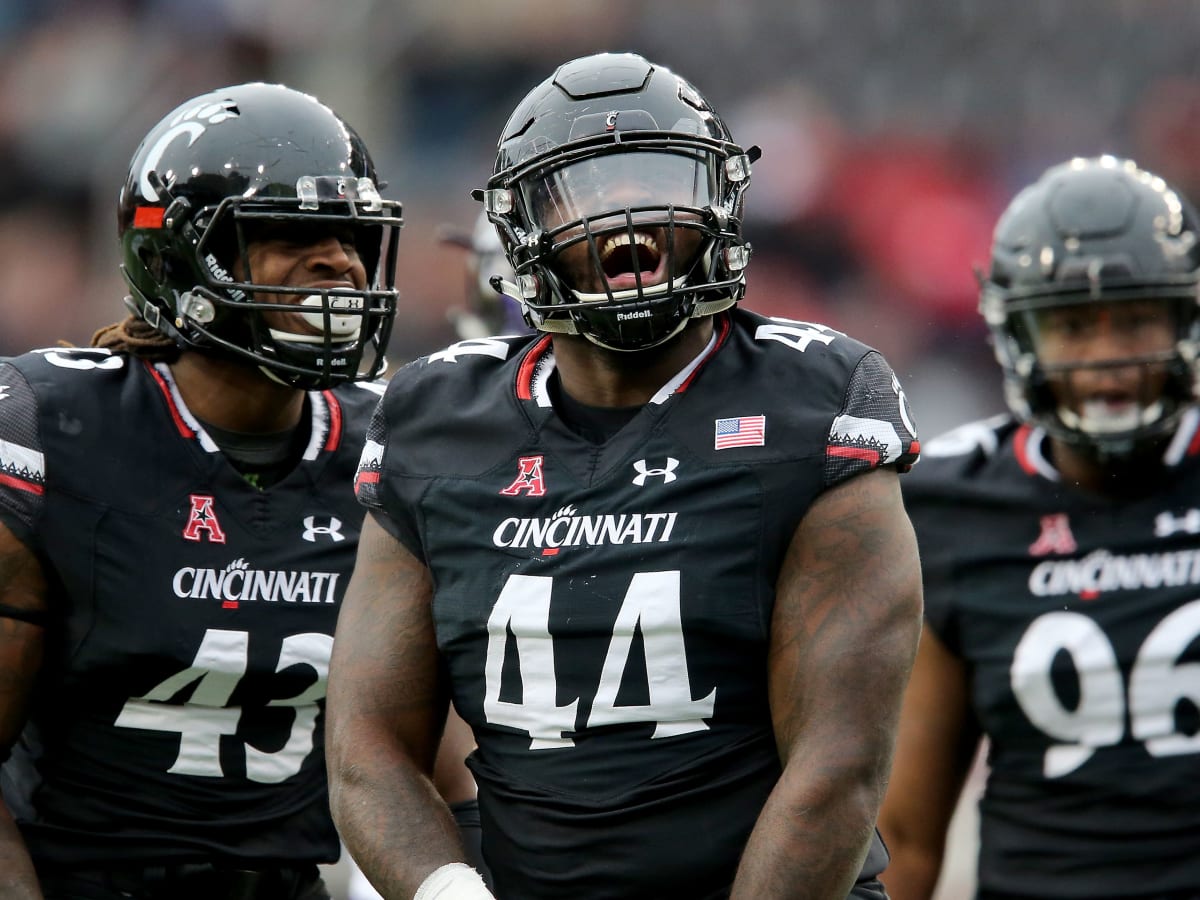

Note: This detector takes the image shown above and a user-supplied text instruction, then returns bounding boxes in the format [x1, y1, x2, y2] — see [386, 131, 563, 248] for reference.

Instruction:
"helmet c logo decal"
[139, 100, 239, 200]
[140, 122, 205, 201]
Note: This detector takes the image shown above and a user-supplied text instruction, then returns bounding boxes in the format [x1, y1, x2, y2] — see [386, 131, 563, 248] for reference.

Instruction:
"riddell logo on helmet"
[616, 310, 652, 321]
[204, 253, 245, 301]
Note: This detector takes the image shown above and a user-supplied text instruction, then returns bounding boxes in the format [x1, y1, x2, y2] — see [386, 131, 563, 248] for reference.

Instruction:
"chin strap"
[692, 293, 738, 317]
[534, 316, 577, 335]
[533, 292, 737, 342]
[122, 290, 188, 348]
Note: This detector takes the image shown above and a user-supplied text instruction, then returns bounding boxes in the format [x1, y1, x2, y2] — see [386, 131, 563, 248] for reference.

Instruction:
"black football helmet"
[980, 155, 1200, 456]
[478, 52, 759, 351]
[117, 82, 402, 388]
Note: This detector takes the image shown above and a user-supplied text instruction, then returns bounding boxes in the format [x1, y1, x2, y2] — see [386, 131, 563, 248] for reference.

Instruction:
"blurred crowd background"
[4, 1, 1195, 895]
[4, 0, 1200, 438]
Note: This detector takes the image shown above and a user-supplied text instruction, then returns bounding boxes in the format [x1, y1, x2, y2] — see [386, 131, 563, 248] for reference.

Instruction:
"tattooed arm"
[731, 467, 923, 899]
[0, 521, 47, 899]
[325, 514, 475, 899]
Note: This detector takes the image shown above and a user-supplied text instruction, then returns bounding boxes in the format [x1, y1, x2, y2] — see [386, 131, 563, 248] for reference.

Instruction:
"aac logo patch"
[500, 455, 547, 497]
[1029, 513, 1076, 557]
[182, 494, 227, 543]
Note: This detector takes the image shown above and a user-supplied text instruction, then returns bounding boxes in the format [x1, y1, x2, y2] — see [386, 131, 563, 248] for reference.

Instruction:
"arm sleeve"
[823, 351, 920, 489]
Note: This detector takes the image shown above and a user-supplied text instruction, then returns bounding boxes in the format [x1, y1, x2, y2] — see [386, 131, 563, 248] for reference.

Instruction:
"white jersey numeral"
[484, 575, 579, 749]
[428, 337, 515, 364]
[114, 628, 332, 782]
[753, 319, 839, 352]
[35, 347, 125, 371]
[1010, 599, 1200, 777]
[483, 570, 714, 750]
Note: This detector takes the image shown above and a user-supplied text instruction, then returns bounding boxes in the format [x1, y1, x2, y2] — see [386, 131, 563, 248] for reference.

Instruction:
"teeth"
[600, 232, 658, 262]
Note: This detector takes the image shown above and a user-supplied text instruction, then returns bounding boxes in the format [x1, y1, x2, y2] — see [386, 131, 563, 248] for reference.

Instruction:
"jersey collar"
[145, 360, 343, 457]
[514, 313, 732, 407]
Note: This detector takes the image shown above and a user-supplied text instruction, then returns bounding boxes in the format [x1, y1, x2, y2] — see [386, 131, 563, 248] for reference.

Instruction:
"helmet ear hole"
[138, 247, 166, 287]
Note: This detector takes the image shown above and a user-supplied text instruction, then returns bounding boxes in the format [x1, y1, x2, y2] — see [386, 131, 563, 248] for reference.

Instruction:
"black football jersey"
[0, 347, 380, 869]
[907, 413, 1200, 899]
[357, 309, 919, 899]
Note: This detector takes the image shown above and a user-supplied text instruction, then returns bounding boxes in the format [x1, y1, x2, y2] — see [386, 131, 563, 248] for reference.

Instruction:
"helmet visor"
[522, 150, 717, 233]
[1021, 296, 1181, 369]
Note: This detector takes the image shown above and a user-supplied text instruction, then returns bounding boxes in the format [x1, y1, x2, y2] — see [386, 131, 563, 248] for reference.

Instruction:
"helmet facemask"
[125, 173, 401, 389]
[985, 285, 1200, 459]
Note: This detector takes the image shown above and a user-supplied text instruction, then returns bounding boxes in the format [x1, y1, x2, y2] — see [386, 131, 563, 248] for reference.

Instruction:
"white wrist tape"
[413, 863, 495, 900]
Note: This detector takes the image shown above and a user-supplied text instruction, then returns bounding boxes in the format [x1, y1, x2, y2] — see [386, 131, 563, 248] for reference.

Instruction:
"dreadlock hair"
[90, 314, 181, 362]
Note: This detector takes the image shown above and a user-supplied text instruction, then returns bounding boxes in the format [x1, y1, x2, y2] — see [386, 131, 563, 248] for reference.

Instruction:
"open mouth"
[599, 231, 665, 286]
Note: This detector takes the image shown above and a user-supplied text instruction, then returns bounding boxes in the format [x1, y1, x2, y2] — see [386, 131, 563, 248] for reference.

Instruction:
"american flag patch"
[714, 415, 766, 450]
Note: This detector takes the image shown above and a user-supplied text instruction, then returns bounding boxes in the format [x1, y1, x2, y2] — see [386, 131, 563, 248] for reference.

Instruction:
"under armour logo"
[0, 386, 9, 401]
[632, 458, 679, 486]
[302, 516, 345, 542]
[1029, 513, 1076, 557]
[1155, 509, 1200, 537]
[182, 494, 227, 543]
[500, 455, 547, 497]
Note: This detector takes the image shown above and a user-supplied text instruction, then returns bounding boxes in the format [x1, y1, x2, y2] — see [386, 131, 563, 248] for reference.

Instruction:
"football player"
[440, 209, 528, 340]
[0, 82, 458, 899]
[326, 52, 923, 899]
[878, 156, 1200, 899]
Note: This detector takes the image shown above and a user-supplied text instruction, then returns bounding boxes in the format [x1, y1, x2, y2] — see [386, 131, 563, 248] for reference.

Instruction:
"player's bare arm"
[325, 514, 467, 898]
[433, 705, 478, 806]
[0, 521, 47, 898]
[877, 626, 981, 900]
[732, 466, 922, 899]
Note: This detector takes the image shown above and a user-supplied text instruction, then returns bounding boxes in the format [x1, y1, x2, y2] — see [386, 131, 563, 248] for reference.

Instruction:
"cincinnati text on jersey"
[1029, 548, 1200, 598]
[172, 558, 343, 605]
[492, 506, 679, 554]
